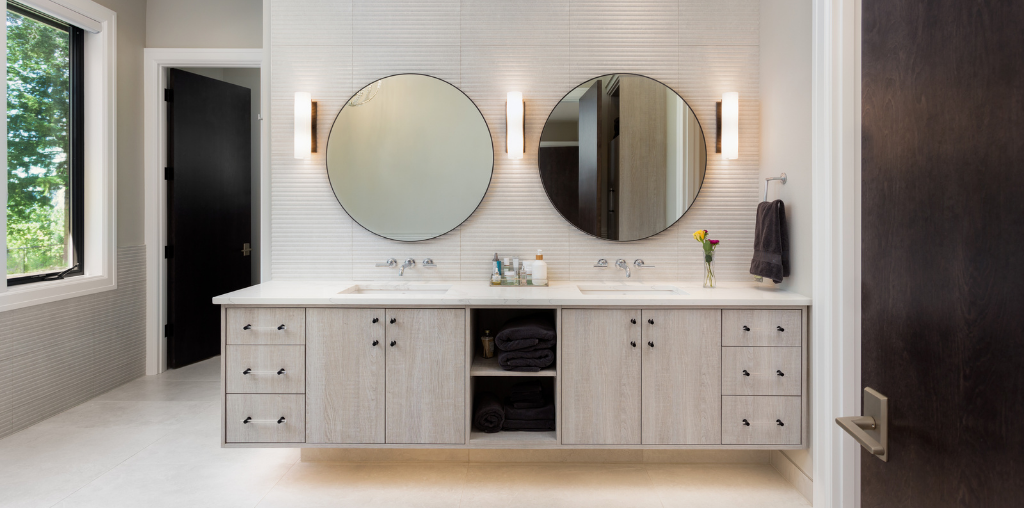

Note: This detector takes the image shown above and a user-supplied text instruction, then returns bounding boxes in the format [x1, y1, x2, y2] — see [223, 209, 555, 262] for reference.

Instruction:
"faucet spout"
[615, 259, 631, 278]
[399, 258, 416, 276]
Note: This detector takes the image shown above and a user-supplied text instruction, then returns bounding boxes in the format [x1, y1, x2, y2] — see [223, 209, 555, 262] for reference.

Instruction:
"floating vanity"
[214, 281, 810, 450]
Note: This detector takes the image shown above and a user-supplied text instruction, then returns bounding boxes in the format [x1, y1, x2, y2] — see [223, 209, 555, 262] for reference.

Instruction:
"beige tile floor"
[0, 357, 811, 508]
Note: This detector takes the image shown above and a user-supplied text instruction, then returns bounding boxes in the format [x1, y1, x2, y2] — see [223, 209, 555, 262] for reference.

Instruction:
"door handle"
[835, 387, 889, 462]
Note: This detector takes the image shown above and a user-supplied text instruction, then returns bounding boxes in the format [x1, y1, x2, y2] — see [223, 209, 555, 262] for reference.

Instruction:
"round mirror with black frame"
[538, 74, 708, 241]
[326, 74, 494, 242]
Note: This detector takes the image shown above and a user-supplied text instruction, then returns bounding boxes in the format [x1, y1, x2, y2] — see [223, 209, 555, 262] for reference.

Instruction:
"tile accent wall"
[270, 0, 760, 282]
[0, 246, 146, 439]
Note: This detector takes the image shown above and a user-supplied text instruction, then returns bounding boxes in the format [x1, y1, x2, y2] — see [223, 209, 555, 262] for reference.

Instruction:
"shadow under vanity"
[217, 72, 808, 451]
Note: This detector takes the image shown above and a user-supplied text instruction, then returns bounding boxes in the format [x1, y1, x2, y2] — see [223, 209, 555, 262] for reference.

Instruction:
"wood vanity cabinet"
[304, 308, 465, 445]
[561, 308, 722, 445]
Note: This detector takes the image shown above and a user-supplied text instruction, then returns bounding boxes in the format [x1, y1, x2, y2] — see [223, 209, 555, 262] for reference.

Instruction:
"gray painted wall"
[146, 0, 263, 48]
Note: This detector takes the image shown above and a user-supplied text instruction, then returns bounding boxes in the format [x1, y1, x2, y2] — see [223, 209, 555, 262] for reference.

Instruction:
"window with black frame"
[5, 1, 84, 285]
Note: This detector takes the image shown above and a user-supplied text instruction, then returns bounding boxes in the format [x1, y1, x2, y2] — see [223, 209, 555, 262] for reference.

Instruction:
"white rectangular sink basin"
[576, 284, 687, 296]
[338, 284, 452, 295]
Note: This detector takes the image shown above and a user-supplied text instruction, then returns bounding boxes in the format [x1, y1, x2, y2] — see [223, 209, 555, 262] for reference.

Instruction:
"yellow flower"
[693, 230, 706, 242]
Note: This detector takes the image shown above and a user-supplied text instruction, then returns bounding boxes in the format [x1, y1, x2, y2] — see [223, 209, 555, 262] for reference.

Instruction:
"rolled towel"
[473, 392, 504, 433]
[495, 315, 557, 351]
[502, 419, 556, 432]
[498, 349, 555, 372]
[504, 402, 555, 421]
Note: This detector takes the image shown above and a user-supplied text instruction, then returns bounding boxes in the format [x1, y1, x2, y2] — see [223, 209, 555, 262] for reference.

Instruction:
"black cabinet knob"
[648, 319, 654, 325]
[243, 324, 252, 330]
[372, 340, 379, 346]
[776, 419, 785, 427]
[630, 341, 637, 348]
[390, 340, 396, 347]
[776, 370, 785, 377]
[742, 370, 750, 376]
[776, 326, 785, 332]
[742, 419, 750, 426]
[277, 324, 287, 331]
[372, 317, 379, 324]
[243, 416, 252, 424]
[631, 319, 636, 324]
[742, 325, 750, 331]
[276, 368, 286, 375]
[277, 417, 287, 424]
[242, 368, 252, 375]
[648, 341, 654, 348]
[390, 318, 397, 324]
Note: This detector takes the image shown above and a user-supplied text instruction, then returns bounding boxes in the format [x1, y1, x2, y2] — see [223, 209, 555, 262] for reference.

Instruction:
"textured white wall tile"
[679, 0, 759, 46]
[271, 0, 353, 47]
[268, 0, 763, 283]
[353, 0, 460, 46]
[461, 0, 570, 47]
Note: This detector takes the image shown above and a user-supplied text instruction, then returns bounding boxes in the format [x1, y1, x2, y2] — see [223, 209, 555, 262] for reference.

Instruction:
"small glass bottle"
[491, 265, 502, 285]
[512, 256, 521, 285]
[502, 257, 514, 285]
[480, 330, 495, 358]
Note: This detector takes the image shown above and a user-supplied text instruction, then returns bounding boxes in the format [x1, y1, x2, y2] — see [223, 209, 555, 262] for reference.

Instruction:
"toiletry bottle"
[512, 256, 521, 285]
[503, 257, 513, 285]
[525, 263, 533, 285]
[480, 330, 495, 359]
[491, 265, 502, 285]
[533, 250, 548, 286]
[493, 253, 501, 276]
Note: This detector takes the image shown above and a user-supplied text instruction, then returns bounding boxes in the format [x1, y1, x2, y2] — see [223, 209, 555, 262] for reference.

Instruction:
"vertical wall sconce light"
[506, 92, 524, 159]
[716, 92, 739, 160]
[294, 92, 318, 160]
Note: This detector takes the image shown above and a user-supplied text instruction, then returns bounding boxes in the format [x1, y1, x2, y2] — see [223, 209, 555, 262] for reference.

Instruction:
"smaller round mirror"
[538, 74, 707, 241]
[326, 74, 493, 241]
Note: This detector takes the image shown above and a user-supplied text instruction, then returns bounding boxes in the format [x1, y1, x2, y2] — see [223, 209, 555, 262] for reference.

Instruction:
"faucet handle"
[422, 258, 437, 268]
[375, 258, 398, 267]
[403, 258, 416, 267]
[634, 259, 655, 268]
[594, 259, 609, 268]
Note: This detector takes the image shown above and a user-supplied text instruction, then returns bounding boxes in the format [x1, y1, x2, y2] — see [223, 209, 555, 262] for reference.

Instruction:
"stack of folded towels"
[494, 314, 556, 372]
[502, 381, 555, 432]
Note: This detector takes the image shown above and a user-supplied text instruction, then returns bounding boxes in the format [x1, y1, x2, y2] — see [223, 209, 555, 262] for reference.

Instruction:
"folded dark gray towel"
[495, 315, 557, 351]
[504, 402, 555, 421]
[750, 199, 790, 284]
[511, 401, 545, 409]
[472, 392, 504, 433]
[498, 349, 555, 372]
[508, 382, 542, 395]
[502, 419, 556, 431]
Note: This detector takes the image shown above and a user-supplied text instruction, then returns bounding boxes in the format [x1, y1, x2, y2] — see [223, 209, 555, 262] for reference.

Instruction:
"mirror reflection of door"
[539, 74, 707, 241]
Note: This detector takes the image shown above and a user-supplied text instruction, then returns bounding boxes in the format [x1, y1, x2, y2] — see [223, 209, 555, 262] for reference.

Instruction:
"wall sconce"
[506, 92, 524, 159]
[294, 92, 318, 160]
[716, 92, 739, 160]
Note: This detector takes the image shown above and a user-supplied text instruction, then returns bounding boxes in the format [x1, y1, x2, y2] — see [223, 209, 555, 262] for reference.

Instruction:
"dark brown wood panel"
[862, 1, 1024, 506]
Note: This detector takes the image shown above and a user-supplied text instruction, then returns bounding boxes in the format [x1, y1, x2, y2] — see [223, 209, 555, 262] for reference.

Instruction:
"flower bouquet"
[692, 230, 720, 288]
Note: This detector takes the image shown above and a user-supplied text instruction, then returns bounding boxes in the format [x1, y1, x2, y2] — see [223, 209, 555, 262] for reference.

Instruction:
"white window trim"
[0, 0, 117, 312]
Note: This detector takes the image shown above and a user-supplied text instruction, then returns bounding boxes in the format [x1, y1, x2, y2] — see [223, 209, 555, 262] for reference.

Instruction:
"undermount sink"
[576, 284, 688, 296]
[338, 284, 452, 295]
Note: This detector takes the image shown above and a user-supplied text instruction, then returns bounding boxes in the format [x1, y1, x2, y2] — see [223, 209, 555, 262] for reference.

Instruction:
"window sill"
[0, 273, 116, 313]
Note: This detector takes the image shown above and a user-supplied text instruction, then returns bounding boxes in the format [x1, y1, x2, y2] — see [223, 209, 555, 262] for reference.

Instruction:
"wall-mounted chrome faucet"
[376, 258, 398, 269]
[615, 259, 631, 278]
[633, 259, 654, 269]
[399, 258, 416, 276]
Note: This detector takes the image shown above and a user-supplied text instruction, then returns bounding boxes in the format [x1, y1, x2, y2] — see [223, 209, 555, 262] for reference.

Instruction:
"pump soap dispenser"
[532, 250, 548, 286]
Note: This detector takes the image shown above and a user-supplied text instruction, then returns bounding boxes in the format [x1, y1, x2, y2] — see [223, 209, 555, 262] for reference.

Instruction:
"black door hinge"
[165, 245, 174, 259]
[164, 167, 173, 180]
[164, 323, 173, 337]
[164, 88, 173, 102]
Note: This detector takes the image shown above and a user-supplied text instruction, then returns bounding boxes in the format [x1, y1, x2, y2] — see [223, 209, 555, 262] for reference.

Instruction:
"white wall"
[760, 0, 813, 496]
[269, 0, 765, 283]
[146, 0, 262, 48]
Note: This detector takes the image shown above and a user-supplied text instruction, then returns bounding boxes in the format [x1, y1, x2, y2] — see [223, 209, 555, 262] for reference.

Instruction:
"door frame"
[143, 48, 265, 374]
[810, 0, 862, 507]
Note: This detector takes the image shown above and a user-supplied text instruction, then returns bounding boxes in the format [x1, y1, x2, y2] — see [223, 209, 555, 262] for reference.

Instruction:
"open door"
[577, 80, 604, 237]
[166, 69, 252, 369]
[849, 1, 1024, 505]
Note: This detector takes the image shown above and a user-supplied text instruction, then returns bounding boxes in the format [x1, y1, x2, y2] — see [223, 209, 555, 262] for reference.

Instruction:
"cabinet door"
[641, 309, 722, 444]
[385, 309, 465, 444]
[562, 309, 642, 445]
[306, 308, 386, 444]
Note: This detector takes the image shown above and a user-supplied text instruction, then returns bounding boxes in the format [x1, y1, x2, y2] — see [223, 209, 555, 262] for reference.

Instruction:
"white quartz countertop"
[212, 280, 811, 307]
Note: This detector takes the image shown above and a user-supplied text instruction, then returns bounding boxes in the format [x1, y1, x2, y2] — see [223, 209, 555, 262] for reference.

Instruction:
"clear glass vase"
[703, 251, 716, 288]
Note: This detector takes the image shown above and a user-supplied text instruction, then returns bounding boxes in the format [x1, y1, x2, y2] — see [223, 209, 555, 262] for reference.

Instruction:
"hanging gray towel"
[749, 199, 790, 284]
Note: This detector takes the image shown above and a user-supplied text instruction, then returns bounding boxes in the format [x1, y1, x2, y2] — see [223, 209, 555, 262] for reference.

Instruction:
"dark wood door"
[862, 1, 1024, 506]
[167, 69, 251, 368]
[577, 80, 604, 237]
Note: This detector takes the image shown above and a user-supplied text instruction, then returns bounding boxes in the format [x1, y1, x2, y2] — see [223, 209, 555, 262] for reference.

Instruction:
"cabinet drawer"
[226, 308, 305, 345]
[722, 347, 801, 396]
[226, 394, 305, 443]
[225, 345, 305, 394]
[722, 396, 801, 445]
[722, 310, 801, 346]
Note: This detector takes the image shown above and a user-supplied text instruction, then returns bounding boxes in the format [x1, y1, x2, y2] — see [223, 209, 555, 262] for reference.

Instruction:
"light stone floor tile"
[0, 356, 809, 508]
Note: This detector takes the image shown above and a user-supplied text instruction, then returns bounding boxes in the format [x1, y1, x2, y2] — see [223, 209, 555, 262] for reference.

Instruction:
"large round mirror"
[539, 74, 707, 241]
[326, 74, 493, 241]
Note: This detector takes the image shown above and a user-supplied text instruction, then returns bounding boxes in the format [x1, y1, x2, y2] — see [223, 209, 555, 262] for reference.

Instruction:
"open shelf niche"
[469, 308, 557, 377]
